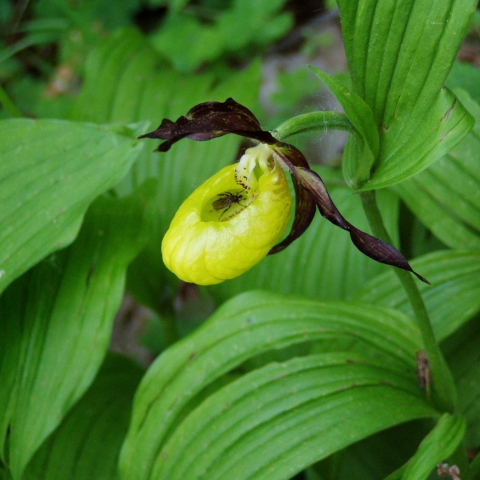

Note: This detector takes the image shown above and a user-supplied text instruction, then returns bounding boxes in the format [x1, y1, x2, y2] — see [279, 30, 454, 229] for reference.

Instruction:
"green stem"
[273, 111, 353, 141]
[359, 190, 456, 412]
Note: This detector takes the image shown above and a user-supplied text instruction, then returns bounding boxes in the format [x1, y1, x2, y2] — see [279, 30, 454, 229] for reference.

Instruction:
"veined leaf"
[395, 90, 480, 249]
[0, 118, 142, 295]
[0, 190, 152, 479]
[339, 0, 475, 125]
[23, 354, 143, 480]
[119, 291, 432, 480]
[152, 354, 435, 480]
[338, 0, 476, 189]
[352, 250, 480, 342]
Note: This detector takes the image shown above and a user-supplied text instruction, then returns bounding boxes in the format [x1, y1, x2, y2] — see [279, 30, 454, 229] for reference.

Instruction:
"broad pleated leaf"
[119, 291, 435, 480]
[0, 119, 142, 295]
[338, 0, 476, 189]
[395, 90, 480, 249]
[24, 354, 143, 480]
[0, 190, 151, 479]
[401, 414, 465, 480]
[151, 354, 435, 480]
[211, 174, 399, 301]
[352, 250, 480, 342]
[70, 27, 261, 310]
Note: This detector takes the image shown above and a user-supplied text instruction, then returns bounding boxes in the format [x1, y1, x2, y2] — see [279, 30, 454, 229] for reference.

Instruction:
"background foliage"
[1, 0, 480, 479]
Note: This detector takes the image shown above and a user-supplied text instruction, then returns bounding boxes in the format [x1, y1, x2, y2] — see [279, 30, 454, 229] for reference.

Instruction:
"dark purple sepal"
[293, 167, 430, 284]
[349, 227, 430, 284]
[139, 98, 277, 152]
[295, 167, 350, 229]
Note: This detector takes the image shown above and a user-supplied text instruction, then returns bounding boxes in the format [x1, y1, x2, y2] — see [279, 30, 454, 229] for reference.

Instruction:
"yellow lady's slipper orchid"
[162, 144, 291, 285]
[141, 98, 428, 284]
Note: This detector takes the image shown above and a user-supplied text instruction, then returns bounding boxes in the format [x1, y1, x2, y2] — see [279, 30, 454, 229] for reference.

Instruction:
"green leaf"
[150, 14, 223, 71]
[34, 0, 141, 31]
[338, 0, 476, 189]
[152, 355, 434, 480]
[352, 250, 480, 342]
[70, 28, 165, 125]
[210, 178, 399, 302]
[216, 0, 292, 52]
[401, 414, 465, 480]
[23, 354, 143, 480]
[0, 190, 152, 479]
[119, 291, 435, 480]
[149, 1, 291, 71]
[0, 118, 142, 295]
[395, 90, 480, 249]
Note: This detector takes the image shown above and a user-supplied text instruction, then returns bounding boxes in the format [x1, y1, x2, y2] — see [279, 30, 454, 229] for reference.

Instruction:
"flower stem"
[273, 111, 353, 141]
[359, 190, 456, 412]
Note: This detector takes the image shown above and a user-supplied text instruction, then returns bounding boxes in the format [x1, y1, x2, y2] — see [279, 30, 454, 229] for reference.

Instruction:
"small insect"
[212, 191, 246, 218]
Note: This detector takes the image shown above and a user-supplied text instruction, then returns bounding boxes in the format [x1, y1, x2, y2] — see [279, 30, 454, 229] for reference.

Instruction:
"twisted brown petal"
[139, 98, 276, 152]
[268, 175, 316, 255]
[295, 166, 429, 284]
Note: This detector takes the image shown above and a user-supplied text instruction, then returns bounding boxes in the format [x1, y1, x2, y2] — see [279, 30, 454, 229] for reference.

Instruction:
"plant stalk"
[359, 190, 456, 412]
